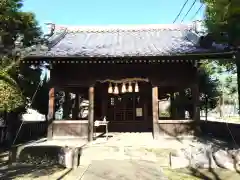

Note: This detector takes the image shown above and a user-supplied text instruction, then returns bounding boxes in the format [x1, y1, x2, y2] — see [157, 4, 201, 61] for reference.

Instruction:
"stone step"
[80, 146, 157, 165]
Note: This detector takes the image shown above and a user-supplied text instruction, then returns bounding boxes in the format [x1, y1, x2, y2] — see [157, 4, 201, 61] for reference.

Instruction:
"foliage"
[224, 74, 237, 95]
[0, 72, 25, 112]
[0, 56, 25, 112]
[0, 0, 42, 112]
[203, 0, 240, 47]
[198, 61, 221, 110]
[0, 0, 42, 48]
[203, 0, 240, 98]
[201, 0, 240, 111]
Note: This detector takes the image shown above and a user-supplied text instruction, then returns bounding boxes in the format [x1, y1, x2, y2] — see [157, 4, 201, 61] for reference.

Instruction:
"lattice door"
[107, 93, 140, 121]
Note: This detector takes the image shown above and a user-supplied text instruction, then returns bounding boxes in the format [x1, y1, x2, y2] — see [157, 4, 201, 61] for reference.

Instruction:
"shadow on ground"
[154, 123, 240, 180]
[0, 149, 66, 180]
[0, 163, 65, 180]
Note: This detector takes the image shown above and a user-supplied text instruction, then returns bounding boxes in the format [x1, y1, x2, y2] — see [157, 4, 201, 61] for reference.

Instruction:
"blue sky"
[23, 0, 205, 31]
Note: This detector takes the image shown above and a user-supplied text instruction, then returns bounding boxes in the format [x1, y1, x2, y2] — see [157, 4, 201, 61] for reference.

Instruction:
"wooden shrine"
[22, 24, 235, 141]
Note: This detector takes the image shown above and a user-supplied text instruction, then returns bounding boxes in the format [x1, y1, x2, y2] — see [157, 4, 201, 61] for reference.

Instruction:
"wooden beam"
[24, 51, 235, 61]
[152, 86, 160, 139]
[47, 87, 54, 139]
[88, 86, 94, 141]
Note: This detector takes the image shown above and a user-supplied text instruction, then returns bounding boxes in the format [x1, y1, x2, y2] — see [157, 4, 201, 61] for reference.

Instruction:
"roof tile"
[28, 24, 210, 57]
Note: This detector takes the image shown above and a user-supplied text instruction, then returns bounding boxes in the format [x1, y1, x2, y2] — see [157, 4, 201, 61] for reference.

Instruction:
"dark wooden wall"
[47, 60, 198, 139]
[52, 121, 88, 138]
[157, 121, 199, 137]
[50, 62, 197, 87]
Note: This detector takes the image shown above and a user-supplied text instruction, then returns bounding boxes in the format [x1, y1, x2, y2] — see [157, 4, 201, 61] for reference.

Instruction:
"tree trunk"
[219, 95, 223, 118]
[236, 52, 240, 115]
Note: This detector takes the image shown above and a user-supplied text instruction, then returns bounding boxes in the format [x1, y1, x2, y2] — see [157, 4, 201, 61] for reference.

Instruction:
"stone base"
[9, 140, 84, 169]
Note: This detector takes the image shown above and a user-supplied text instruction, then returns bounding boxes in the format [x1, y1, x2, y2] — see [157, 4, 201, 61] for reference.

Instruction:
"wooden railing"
[0, 122, 47, 146]
[17, 122, 47, 143]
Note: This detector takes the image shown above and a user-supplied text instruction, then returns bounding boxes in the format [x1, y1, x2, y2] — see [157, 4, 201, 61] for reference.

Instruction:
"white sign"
[136, 108, 143, 117]
[21, 108, 46, 122]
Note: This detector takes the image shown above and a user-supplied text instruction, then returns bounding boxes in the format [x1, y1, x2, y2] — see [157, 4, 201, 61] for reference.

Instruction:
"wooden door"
[108, 93, 144, 122]
[106, 82, 152, 132]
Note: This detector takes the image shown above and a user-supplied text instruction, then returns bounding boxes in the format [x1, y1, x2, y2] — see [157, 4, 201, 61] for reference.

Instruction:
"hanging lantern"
[108, 83, 113, 93]
[113, 84, 119, 94]
[121, 83, 126, 93]
[134, 82, 139, 92]
[128, 82, 133, 93]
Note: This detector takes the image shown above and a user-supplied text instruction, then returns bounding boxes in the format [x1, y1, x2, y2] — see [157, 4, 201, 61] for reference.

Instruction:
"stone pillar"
[47, 87, 54, 139]
[88, 86, 94, 142]
[152, 86, 160, 139]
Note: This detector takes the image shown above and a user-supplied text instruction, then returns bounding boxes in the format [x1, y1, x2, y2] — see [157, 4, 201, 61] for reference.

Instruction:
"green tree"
[0, 0, 42, 112]
[203, 0, 240, 112]
[198, 60, 221, 111]
[171, 60, 220, 119]
[0, 0, 41, 48]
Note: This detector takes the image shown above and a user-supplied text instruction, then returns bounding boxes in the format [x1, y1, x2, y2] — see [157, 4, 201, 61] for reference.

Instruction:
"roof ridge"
[48, 29, 68, 49]
[53, 24, 193, 33]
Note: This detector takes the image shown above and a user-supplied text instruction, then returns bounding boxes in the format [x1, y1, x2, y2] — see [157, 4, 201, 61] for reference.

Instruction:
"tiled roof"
[28, 24, 213, 57]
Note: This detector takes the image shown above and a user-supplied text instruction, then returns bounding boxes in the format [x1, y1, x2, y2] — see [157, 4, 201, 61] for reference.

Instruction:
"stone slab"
[81, 159, 168, 180]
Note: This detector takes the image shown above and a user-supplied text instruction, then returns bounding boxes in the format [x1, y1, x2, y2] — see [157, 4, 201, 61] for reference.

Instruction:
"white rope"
[97, 78, 149, 84]
[12, 80, 43, 145]
[225, 120, 239, 148]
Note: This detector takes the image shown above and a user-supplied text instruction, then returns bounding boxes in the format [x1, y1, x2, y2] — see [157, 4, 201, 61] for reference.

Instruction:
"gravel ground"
[1, 133, 238, 179]
[0, 149, 69, 180]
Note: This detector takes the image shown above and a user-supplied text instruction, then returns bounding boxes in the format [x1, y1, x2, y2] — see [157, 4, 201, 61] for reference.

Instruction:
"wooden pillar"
[73, 93, 79, 119]
[170, 92, 175, 119]
[101, 85, 107, 119]
[192, 84, 200, 121]
[152, 86, 160, 139]
[178, 90, 185, 119]
[88, 86, 94, 142]
[47, 87, 54, 139]
[192, 83, 201, 135]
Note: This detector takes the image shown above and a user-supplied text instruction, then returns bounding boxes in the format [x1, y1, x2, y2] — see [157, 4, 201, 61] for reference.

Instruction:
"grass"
[163, 168, 200, 180]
